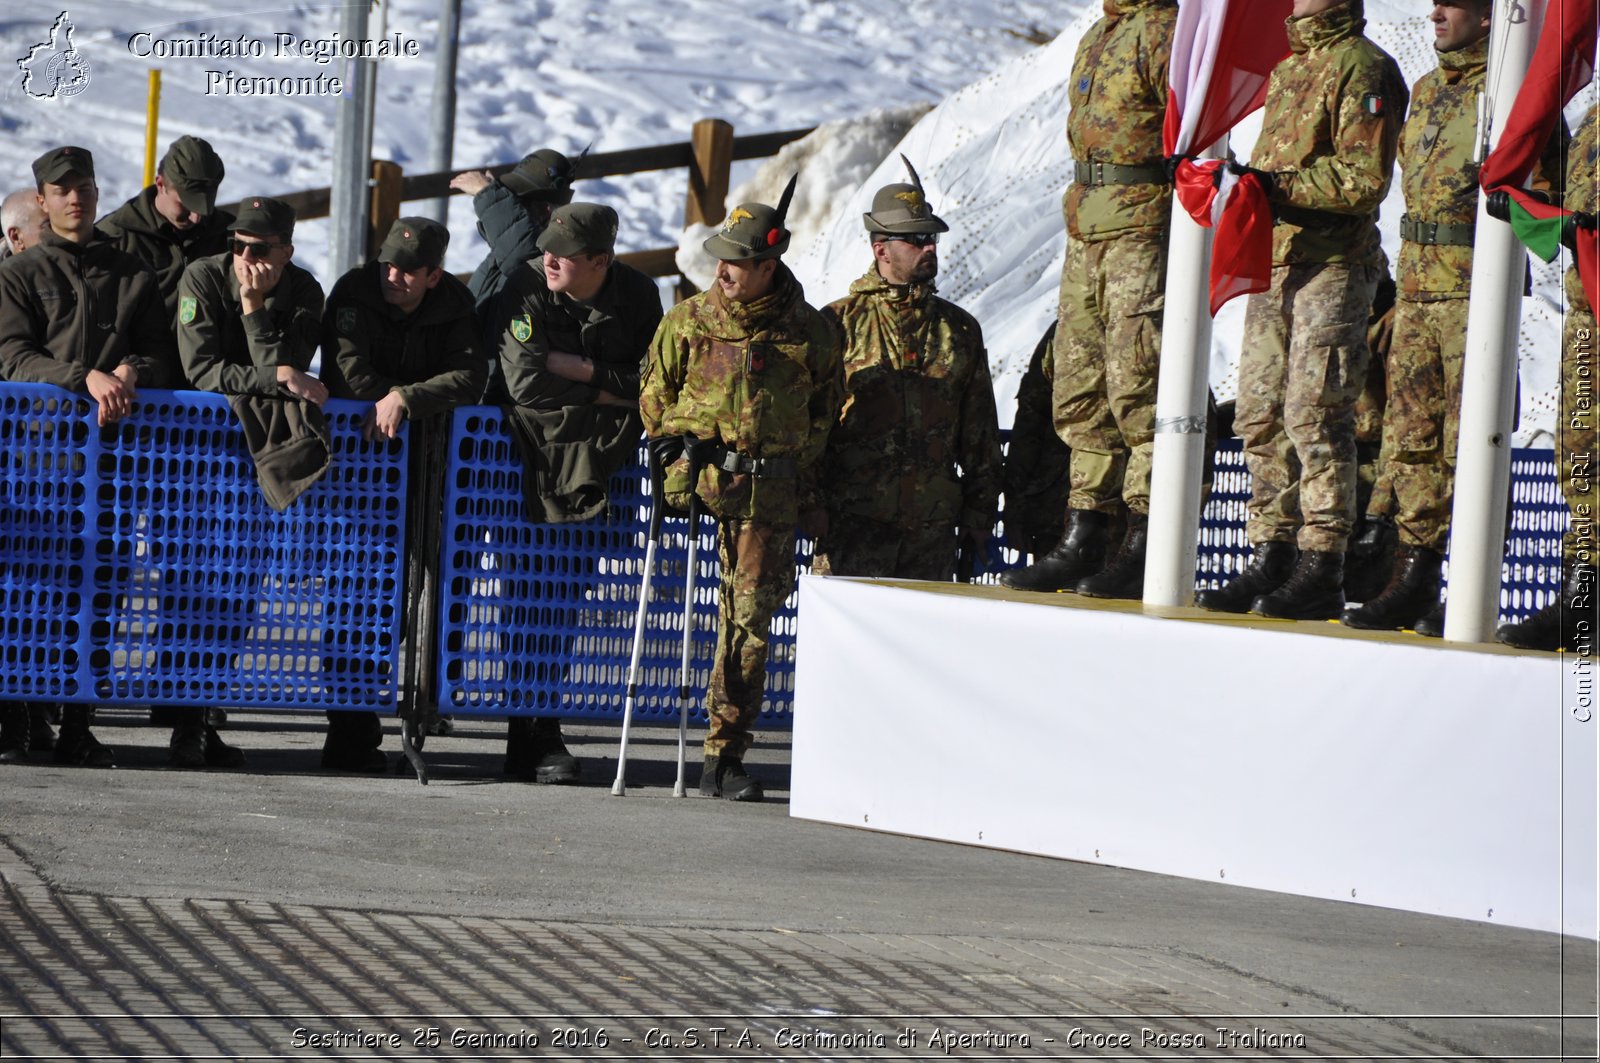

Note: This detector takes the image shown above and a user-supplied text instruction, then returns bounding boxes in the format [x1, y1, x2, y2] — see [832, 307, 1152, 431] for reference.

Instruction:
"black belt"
[1074, 159, 1167, 186]
[1399, 213, 1476, 247]
[709, 444, 796, 478]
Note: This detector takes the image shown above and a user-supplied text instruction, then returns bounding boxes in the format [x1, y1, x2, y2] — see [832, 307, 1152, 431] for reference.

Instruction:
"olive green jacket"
[97, 187, 234, 316]
[176, 251, 325, 394]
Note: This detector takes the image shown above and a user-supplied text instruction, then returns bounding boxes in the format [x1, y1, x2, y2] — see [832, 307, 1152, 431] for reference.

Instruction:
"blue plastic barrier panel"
[436, 407, 803, 724]
[0, 384, 407, 710]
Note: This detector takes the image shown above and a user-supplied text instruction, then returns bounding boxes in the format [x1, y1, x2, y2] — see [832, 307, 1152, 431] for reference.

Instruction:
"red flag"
[1164, 0, 1292, 313]
[1480, 0, 1598, 310]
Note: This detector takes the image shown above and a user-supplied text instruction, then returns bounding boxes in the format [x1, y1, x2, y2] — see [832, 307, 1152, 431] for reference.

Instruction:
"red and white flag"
[1163, 0, 1291, 314]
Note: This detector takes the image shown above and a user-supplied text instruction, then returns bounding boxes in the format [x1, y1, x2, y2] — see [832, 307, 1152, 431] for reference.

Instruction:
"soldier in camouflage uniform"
[813, 160, 1001, 581]
[1344, 0, 1566, 634]
[1495, 102, 1599, 651]
[639, 178, 842, 801]
[1001, 0, 1176, 600]
[1195, 0, 1407, 619]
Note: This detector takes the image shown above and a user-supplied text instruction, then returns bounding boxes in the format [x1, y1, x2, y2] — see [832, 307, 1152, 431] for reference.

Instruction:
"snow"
[2, 0, 1592, 440]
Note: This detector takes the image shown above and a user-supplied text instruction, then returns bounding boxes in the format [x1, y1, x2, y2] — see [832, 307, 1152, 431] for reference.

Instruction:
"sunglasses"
[883, 233, 939, 247]
[230, 238, 281, 260]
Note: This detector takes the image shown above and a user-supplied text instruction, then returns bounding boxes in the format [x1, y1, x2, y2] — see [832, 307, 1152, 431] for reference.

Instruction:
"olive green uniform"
[1053, 0, 1175, 518]
[176, 252, 324, 393]
[813, 266, 1001, 580]
[639, 265, 842, 758]
[97, 187, 234, 317]
[1235, 0, 1406, 553]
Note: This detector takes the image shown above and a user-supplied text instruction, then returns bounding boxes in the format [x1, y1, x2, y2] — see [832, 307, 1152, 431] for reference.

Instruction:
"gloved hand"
[1163, 154, 1195, 184]
[1228, 160, 1275, 195]
[1563, 211, 1597, 251]
[1485, 189, 1513, 222]
[645, 434, 684, 472]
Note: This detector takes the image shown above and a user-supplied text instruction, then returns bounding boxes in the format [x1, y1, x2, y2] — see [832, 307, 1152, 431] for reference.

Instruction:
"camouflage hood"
[706, 262, 807, 340]
[847, 263, 935, 310]
[1286, 0, 1365, 53]
[1436, 33, 1488, 85]
[1102, 0, 1173, 19]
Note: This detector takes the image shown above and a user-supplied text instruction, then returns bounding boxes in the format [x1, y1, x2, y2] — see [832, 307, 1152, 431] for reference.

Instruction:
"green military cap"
[500, 147, 579, 203]
[32, 145, 95, 186]
[160, 135, 226, 216]
[702, 172, 798, 262]
[229, 196, 295, 239]
[537, 202, 619, 257]
[864, 155, 948, 236]
[378, 216, 449, 271]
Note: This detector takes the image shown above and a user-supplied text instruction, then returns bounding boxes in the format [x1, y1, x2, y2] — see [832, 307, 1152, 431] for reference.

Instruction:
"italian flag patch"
[1361, 93, 1385, 117]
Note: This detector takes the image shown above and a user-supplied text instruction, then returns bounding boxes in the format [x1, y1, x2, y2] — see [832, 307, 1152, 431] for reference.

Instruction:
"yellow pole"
[143, 70, 161, 186]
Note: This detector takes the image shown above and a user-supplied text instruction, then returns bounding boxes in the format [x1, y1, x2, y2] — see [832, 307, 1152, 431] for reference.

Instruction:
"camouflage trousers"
[706, 517, 795, 759]
[1561, 304, 1598, 567]
[813, 516, 957, 581]
[1052, 234, 1166, 516]
[1380, 297, 1468, 551]
[1236, 262, 1379, 552]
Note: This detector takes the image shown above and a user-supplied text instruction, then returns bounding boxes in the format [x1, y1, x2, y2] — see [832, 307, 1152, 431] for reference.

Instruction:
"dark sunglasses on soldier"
[884, 233, 939, 247]
[230, 238, 280, 260]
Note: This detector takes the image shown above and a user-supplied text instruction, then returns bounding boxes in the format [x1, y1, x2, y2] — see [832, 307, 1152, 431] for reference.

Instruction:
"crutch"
[612, 438, 677, 796]
[672, 440, 712, 796]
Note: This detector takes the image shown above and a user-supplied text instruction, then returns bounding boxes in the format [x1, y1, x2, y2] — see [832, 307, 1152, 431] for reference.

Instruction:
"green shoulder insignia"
[336, 307, 358, 335]
[178, 296, 197, 325]
[511, 314, 533, 344]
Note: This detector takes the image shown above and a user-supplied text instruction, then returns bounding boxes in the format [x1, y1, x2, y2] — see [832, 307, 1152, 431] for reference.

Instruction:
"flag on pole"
[1479, 0, 1598, 309]
[1163, 0, 1290, 314]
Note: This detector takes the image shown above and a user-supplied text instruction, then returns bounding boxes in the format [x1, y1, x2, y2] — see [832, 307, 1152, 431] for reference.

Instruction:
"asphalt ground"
[0, 708, 1595, 1062]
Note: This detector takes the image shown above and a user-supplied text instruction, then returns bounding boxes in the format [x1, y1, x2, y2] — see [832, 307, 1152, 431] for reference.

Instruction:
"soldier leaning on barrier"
[98, 135, 233, 316]
[0, 146, 178, 768]
[1, 188, 47, 259]
[491, 202, 664, 784]
[1195, 0, 1407, 620]
[1490, 102, 1599, 651]
[639, 178, 843, 802]
[1343, 0, 1568, 636]
[452, 148, 579, 316]
[812, 159, 1001, 581]
[1001, 0, 1176, 600]
[319, 217, 487, 773]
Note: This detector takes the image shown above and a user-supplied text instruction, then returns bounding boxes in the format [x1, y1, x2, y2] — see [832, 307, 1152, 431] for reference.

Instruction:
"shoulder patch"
[178, 295, 197, 325]
[510, 313, 533, 344]
[1361, 93, 1385, 117]
[336, 307, 357, 335]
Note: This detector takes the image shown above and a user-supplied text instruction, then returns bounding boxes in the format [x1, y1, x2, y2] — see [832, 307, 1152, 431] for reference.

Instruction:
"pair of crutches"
[611, 439, 708, 797]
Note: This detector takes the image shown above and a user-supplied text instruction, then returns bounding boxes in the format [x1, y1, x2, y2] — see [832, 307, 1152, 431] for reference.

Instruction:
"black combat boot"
[1340, 546, 1442, 630]
[169, 710, 207, 768]
[1076, 513, 1149, 599]
[1497, 563, 1597, 651]
[699, 753, 764, 801]
[28, 704, 56, 753]
[321, 711, 388, 773]
[1195, 542, 1298, 613]
[0, 702, 30, 764]
[1343, 514, 1397, 602]
[1251, 550, 1346, 620]
[1413, 598, 1446, 638]
[1000, 510, 1109, 592]
[530, 717, 580, 783]
[54, 705, 114, 768]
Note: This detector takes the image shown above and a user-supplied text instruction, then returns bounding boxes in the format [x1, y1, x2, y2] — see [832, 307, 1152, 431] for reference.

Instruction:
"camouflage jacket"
[320, 260, 486, 419]
[1398, 38, 1566, 300]
[1064, 0, 1176, 241]
[639, 264, 843, 524]
[0, 228, 175, 390]
[1254, 0, 1406, 267]
[1569, 104, 1598, 314]
[97, 186, 235, 317]
[820, 266, 1002, 536]
[176, 252, 324, 395]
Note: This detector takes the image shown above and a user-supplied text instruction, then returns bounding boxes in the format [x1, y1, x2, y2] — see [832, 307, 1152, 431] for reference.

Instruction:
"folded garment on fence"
[503, 403, 642, 523]
[227, 394, 333, 511]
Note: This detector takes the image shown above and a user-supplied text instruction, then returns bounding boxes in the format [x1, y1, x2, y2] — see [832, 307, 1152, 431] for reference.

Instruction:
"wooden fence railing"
[256, 118, 814, 296]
